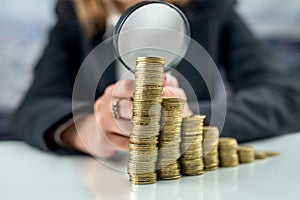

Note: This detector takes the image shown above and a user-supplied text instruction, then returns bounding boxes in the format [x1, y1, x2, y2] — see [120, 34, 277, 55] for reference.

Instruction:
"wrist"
[60, 114, 118, 158]
[60, 115, 94, 154]
[60, 123, 87, 153]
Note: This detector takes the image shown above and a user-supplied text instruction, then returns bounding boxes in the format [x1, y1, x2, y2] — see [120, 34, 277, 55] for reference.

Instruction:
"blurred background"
[0, 0, 299, 140]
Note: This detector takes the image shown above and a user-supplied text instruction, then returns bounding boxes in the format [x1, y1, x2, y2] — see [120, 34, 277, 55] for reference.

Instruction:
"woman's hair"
[73, 0, 191, 37]
[73, 0, 107, 37]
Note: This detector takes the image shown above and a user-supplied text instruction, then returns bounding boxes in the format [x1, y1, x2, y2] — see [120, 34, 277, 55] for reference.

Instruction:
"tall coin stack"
[180, 115, 206, 176]
[237, 146, 255, 163]
[218, 137, 239, 167]
[202, 126, 219, 171]
[128, 57, 165, 185]
[158, 97, 186, 180]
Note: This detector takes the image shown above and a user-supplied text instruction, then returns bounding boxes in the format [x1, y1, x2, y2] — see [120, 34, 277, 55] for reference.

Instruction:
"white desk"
[1, 133, 300, 200]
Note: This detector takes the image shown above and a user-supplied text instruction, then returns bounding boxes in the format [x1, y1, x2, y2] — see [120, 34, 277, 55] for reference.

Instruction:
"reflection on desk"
[1, 133, 300, 200]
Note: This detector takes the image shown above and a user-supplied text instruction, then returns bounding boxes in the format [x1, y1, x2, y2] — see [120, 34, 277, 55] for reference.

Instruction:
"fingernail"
[162, 88, 165, 96]
[165, 73, 170, 83]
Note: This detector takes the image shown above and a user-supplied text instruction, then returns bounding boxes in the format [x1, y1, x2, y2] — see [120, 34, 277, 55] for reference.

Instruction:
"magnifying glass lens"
[114, 1, 190, 72]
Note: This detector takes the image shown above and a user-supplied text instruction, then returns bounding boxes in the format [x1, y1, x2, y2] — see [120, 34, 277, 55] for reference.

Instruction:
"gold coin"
[237, 145, 255, 163]
[205, 166, 219, 171]
[136, 56, 165, 64]
[220, 161, 239, 167]
[182, 167, 204, 176]
[254, 151, 268, 160]
[180, 115, 206, 176]
[264, 151, 280, 157]
[158, 174, 182, 180]
[157, 97, 184, 180]
[128, 57, 165, 184]
[218, 137, 239, 167]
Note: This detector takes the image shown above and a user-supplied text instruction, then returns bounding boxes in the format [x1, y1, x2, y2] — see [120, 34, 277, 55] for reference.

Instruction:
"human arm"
[199, 8, 300, 142]
[14, 1, 87, 154]
[60, 75, 192, 158]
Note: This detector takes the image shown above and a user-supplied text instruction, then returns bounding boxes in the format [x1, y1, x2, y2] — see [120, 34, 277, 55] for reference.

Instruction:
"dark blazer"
[15, 0, 300, 153]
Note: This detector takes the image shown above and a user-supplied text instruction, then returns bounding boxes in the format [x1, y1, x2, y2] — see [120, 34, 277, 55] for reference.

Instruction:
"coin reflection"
[203, 170, 219, 200]
[80, 155, 130, 200]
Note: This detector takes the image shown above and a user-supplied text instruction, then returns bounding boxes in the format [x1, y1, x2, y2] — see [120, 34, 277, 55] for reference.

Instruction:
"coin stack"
[202, 126, 219, 171]
[157, 97, 186, 180]
[128, 57, 165, 185]
[254, 151, 280, 160]
[237, 146, 255, 163]
[218, 137, 239, 167]
[265, 151, 280, 157]
[180, 115, 206, 176]
[254, 151, 268, 160]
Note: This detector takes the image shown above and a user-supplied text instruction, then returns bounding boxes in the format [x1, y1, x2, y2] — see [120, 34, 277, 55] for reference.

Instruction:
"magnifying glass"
[113, 1, 191, 72]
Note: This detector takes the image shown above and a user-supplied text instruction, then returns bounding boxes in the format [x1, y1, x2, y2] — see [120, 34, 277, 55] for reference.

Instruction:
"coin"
[218, 137, 239, 167]
[264, 151, 280, 157]
[128, 57, 165, 185]
[129, 172, 157, 185]
[180, 115, 206, 176]
[157, 97, 185, 180]
[238, 145, 255, 163]
[202, 126, 220, 170]
[254, 151, 268, 160]
[254, 150, 280, 160]
[158, 161, 182, 180]
[181, 160, 205, 176]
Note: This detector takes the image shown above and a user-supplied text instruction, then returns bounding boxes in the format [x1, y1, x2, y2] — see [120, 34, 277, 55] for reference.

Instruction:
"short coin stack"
[237, 146, 255, 163]
[180, 115, 206, 175]
[218, 137, 239, 167]
[202, 126, 220, 171]
[254, 151, 268, 160]
[264, 151, 280, 157]
[128, 57, 165, 185]
[157, 97, 186, 180]
[254, 151, 280, 160]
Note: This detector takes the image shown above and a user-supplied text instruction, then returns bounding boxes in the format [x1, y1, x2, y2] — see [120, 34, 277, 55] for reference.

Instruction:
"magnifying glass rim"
[113, 0, 191, 72]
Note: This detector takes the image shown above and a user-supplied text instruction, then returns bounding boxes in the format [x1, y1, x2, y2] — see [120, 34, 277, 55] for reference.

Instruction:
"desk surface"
[1, 133, 300, 200]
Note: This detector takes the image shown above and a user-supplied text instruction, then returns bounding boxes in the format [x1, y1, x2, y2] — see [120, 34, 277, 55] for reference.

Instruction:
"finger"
[95, 99, 132, 137]
[105, 132, 130, 151]
[164, 73, 179, 87]
[162, 86, 186, 98]
[162, 86, 193, 117]
[117, 99, 133, 119]
[112, 80, 135, 99]
[95, 111, 131, 137]
[182, 104, 193, 118]
[111, 119, 132, 137]
[94, 98, 105, 114]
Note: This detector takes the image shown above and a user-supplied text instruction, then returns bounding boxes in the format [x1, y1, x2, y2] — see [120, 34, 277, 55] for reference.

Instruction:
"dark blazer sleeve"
[15, 1, 88, 154]
[200, 8, 300, 142]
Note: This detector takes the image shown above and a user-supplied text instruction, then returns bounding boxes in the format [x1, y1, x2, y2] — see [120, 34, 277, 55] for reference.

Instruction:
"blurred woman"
[15, 0, 300, 157]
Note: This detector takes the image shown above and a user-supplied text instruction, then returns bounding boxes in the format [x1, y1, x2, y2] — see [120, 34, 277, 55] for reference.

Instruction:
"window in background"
[0, 0, 55, 139]
[237, 0, 300, 81]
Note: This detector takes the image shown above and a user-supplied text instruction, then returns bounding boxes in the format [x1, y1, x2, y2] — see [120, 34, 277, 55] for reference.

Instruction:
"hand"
[61, 74, 192, 158]
[92, 75, 190, 157]
[163, 73, 194, 118]
[93, 80, 134, 155]
[61, 80, 134, 158]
